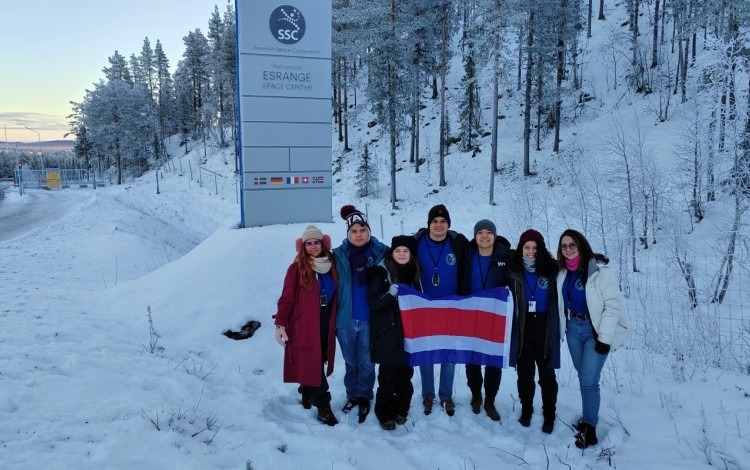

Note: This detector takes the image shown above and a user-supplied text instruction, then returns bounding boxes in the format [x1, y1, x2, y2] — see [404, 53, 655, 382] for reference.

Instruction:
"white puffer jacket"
[556, 259, 632, 350]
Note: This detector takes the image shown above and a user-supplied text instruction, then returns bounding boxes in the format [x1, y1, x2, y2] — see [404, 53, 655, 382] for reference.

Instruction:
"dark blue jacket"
[459, 236, 511, 295]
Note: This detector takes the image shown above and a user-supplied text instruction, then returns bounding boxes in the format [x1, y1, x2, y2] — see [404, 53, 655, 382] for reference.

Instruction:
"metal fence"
[15, 169, 94, 189]
[607, 233, 750, 375]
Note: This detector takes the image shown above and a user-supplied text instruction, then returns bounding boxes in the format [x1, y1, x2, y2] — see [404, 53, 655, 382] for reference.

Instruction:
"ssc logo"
[269, 5, 306, 44]
[446, 254, 457, 266]
[538, 278, 549, 289]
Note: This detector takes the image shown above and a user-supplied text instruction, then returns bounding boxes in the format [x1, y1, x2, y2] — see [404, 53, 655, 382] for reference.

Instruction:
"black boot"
[518, 406, 533, 427]
[574, 423, 598, 449]
[470, 391, 483, 414]
[541, 414, 555, 434]
[298, 386, 311, 410]
[358, 398, 371, 423]
[342, 398, 357, 414]
[316, 404, 339, 426]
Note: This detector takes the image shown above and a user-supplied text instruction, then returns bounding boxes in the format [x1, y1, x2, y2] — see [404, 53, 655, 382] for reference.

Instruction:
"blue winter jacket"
[333, 236, 389, 329]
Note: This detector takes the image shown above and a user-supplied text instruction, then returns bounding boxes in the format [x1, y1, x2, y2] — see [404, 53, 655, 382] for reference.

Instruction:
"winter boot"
[298, 386, 312, 410]
[573, 418, 586, 432]
[440, 397, 455, 417]
[316, 404, 339, 426]
[541, 415, 555, 434]
[470, 392, 483, 414]
[484, 397, 501, 421]
[574, 423, 598, 449]
[341, 398, 357, 414]
[518, 406, 533, 427]
[395, 414, 407, 425]
[380, 419, 396, 431]
[423, 396, 434, 415]
[358, 398, 371, 423]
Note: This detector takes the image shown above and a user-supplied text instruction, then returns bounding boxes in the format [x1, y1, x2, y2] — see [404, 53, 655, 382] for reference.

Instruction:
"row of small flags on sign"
[253, 176, 325, 185]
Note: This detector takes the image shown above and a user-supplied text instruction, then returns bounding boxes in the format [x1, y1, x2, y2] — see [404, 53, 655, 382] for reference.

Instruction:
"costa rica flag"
[397, 285, 513, 368]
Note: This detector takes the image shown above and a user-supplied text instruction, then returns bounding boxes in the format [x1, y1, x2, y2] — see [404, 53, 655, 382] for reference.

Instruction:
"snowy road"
[0, 189, 83, 242]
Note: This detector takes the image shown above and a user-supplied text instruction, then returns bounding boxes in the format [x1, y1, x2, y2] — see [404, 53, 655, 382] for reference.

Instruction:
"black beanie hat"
[390, 235, 417, 254]
[427, 204, 451, 227]
[340, 204, 370, 232]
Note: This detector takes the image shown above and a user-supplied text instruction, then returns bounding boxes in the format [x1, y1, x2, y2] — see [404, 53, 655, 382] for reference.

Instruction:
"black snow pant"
[516, 313, 558, 419]
[299, 304, 332, 407]
[374, 365, 414, 423]
[466, 364, 502, 401]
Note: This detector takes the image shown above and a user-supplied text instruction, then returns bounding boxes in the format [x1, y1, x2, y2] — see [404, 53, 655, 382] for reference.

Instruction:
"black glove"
[594, 340, 610, 355]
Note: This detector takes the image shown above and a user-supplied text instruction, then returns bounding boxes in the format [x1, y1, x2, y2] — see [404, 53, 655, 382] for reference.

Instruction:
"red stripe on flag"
[402, 307, 507, 343]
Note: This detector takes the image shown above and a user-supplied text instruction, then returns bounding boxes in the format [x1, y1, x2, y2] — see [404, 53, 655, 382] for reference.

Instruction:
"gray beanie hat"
[473, 219, 497, 237]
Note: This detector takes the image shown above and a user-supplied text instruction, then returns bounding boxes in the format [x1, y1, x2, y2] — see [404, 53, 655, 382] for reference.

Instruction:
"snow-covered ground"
[1, 141, 748, 469]
[2, 2, 750, 468]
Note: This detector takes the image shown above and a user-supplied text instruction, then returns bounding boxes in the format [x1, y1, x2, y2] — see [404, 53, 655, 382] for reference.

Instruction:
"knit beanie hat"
[390, 235, 417, 254]
[301, 225, 323, 242]
[518, 229, 545, 250]
[340, 204, 369, 232]
[427, 204, 451, 227]
[473, 219, 497, 237]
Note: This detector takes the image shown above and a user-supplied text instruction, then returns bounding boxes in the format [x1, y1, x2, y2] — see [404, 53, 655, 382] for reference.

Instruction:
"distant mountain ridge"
[0, 140, 74, 152]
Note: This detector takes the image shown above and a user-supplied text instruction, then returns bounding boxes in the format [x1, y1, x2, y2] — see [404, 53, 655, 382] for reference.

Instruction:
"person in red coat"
[274, 225, 339, 426]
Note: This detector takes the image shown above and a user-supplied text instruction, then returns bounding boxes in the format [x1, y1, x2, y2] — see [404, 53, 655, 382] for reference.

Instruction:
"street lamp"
[23, 126, 45, 170]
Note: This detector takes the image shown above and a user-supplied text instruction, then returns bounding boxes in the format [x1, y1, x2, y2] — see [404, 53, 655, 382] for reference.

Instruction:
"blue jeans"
[336, 320, 375, 400]
[419, 363, 455, 400]
[566, 317, 608, 426]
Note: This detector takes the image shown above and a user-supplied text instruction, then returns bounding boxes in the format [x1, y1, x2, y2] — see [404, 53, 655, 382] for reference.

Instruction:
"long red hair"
[295, 234, 336, 290]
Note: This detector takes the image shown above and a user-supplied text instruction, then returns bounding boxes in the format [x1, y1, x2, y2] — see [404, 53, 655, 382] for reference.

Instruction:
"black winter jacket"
[366, 265, 414, 366]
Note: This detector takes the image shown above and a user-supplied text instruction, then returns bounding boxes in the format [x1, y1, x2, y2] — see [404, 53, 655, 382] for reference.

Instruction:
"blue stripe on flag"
[406, 349, 507, 368]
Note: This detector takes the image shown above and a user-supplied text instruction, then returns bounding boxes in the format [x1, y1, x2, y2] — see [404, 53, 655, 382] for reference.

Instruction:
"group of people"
[273, 204, 631, 449]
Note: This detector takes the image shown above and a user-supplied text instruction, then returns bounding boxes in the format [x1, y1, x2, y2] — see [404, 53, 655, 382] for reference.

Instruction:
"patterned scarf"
[349, 243, 369, 284]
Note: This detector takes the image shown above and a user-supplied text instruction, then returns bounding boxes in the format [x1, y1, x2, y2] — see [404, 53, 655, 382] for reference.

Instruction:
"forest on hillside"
[57, 1, 749, 207]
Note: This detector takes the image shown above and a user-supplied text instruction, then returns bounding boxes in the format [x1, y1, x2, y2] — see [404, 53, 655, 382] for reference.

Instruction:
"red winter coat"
[274, 262, 338, 386]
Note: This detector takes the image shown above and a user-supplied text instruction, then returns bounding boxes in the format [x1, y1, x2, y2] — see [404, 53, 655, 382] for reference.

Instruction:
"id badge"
[528, 300, 537, 312]
[431, 273, 440, 287]
[320, 294, 328, 307]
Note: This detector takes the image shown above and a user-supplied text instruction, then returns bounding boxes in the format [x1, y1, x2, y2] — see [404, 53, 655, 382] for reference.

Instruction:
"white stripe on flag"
[400, 293, 508, 314]
[404, 335, 510, 357]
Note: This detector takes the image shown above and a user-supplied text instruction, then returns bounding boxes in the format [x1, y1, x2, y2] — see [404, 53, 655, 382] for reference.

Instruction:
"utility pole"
[23, 126, 44, 170]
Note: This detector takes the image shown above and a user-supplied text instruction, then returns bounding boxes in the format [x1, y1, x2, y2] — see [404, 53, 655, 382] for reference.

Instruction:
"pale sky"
[1, 0, 226, 143]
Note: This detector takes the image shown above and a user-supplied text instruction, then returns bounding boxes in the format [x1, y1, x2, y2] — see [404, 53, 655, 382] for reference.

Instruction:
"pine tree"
[154, 40, 176, 153]
[355, 144, 379, 198]
[458, 50, 480, 151]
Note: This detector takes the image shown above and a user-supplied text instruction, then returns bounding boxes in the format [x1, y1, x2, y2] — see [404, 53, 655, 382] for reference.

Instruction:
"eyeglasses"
[305, 240, 322, 247]
[560, 243, 578, 251]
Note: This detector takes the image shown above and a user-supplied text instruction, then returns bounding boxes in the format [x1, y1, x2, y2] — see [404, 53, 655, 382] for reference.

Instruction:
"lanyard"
[523, 270, 538, 299]
[476, 252, 491, 289]
[424, 237, 447, 273]
[318, 273, 329, 307]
